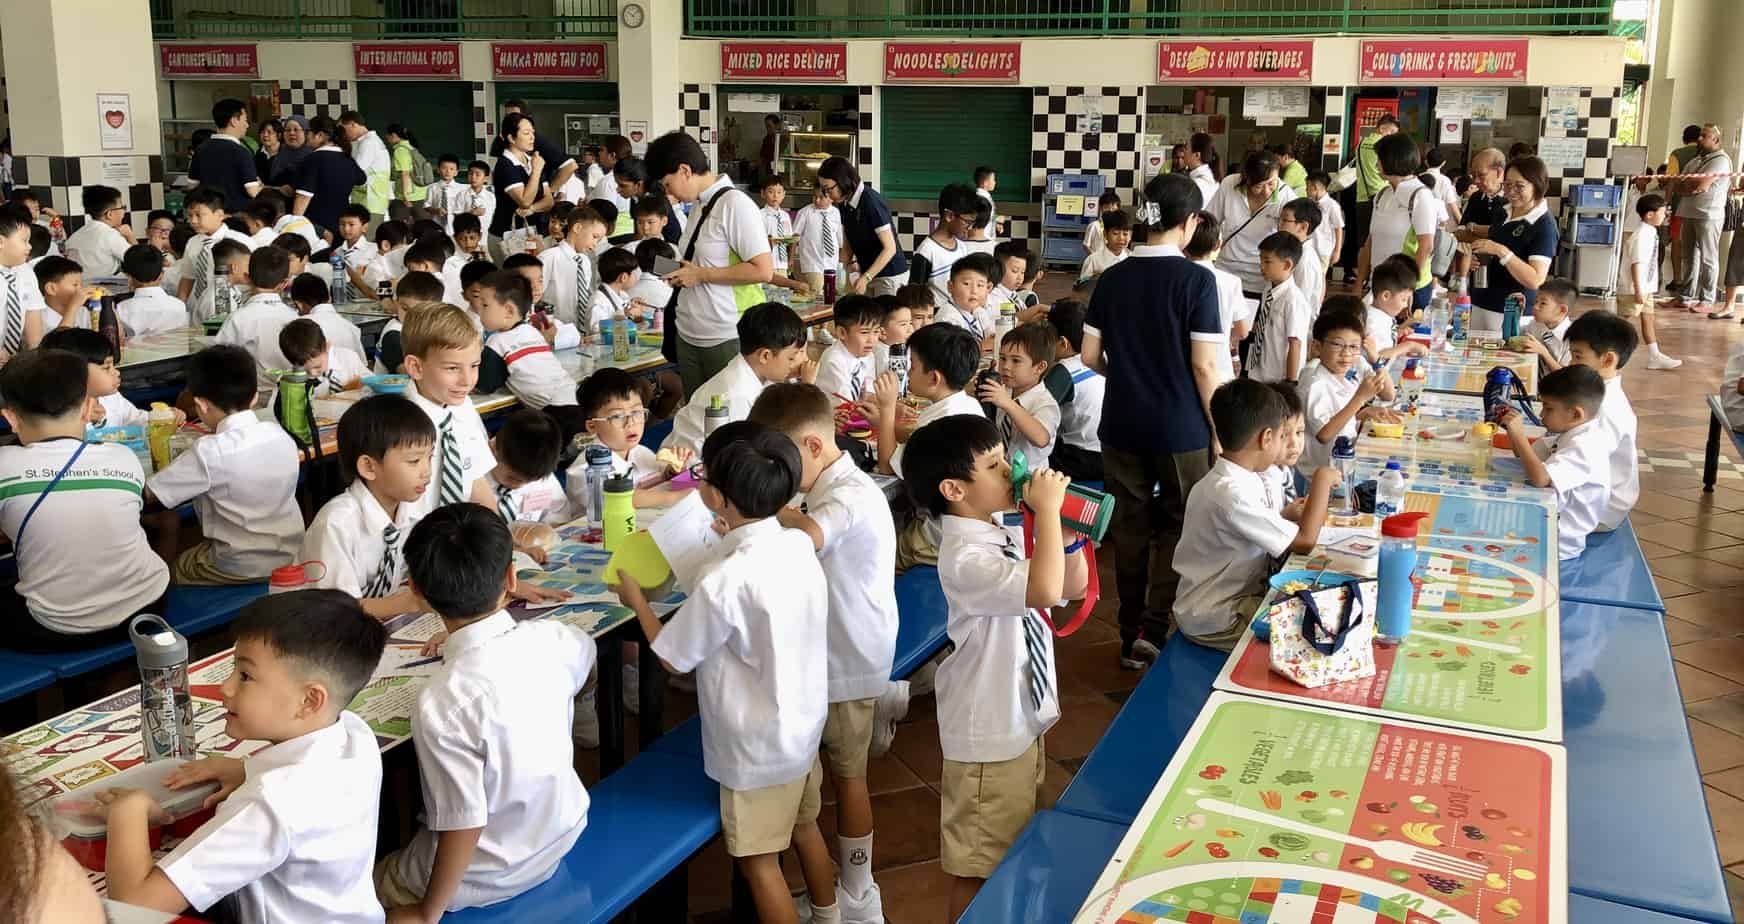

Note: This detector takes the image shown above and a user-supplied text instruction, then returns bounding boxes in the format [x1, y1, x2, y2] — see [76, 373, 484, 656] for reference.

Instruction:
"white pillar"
[616, 0, 685, 142]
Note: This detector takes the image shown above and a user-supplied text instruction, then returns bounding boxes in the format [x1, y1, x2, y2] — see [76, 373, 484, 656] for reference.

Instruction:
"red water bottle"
[823, 269, 837, 305]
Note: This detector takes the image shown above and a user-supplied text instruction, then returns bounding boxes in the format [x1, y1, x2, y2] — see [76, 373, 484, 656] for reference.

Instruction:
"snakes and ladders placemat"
[1418, 346, 1538, 397]
[1217, 492, 1563, 742]
[1353, 414, 1557, 509]
[1073, 694, 1567, 924]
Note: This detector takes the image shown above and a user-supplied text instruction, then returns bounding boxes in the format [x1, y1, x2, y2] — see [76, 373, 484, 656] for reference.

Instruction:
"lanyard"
[16, 439, 88, 548]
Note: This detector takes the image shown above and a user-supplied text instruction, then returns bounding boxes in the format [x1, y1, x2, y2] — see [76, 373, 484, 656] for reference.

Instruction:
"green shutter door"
[879, 86, 1029, 202]
[355, 80, 476, 168]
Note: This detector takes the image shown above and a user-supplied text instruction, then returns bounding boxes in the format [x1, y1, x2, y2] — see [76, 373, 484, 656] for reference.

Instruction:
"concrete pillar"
[2, 0, 165, 233]
[616, 0, 685, 144]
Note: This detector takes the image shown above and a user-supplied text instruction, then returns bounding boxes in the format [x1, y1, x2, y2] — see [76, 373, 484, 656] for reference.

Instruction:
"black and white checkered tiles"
[471, 82, 492, 160]
[1030, 86, 1143, 206]
[279, 79, 355, 122]
[1321, 86, 1349, 172]
[12, 155, 166, 235]
[889, 212, 1038, 257]
[1540, 86, 1621, 217]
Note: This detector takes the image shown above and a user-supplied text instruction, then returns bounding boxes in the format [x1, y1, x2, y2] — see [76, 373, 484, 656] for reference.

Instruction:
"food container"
[48, 759, 220, 871]
[90, 423, 153, 475]
[1368, 421, 1404, 440]
[361, 374, 409, 395]
[1491, 426, 1545, 451]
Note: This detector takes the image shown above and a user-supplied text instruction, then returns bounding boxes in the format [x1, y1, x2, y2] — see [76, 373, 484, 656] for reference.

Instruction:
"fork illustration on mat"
[1196, 798, 1489, 881]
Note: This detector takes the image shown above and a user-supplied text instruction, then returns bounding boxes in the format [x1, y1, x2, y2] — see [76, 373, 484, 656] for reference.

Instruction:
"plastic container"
[330, 250, 350, 304]
[703, 394, 729, 438]
[91, 423, 153, 476]
[583, 444, 613, 533]
[1377, 511, 1429, 645]
[130, 615, 194, 762]
[887, 342, 910, 398]
[1501, 293, 1524, 340]
[146, 403, 177, 472]
[612, 312, 633, 361]
[1331, 436, 1357, 515]
[601, 472, 637, 551]
[361, 374, 409, 395]
[49, 759, 220, 872]
[269, 561, 326, 594]
[1374, 461, 1407, 518]
[1399, 363, 1427, 411]
[1450, 296, 1473, 345]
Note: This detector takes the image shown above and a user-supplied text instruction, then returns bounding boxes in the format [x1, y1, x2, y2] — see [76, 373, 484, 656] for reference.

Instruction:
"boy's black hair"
[631, 194, 667, 219]
[968, 195, 992, 230]
[183, 186, 227, 213]
[1210, 378, 1287, 451]
[467, 159, 491, 176]
[336, 393, 436, 484]
[121, 244, 165, 283]
[950, 251, 999, 284]
[187, 344, 258, 412]
[212, 238, 252, 269]
[1636, 193, 1667, 217]
[754, 173, 785, 194]
[1280, 197, 1322, 234]
[1370, 255, 1418, 296]
[404, 503, 515, 621]
[1320, 293, 1366, 323]
[973, 165, 997, 185]
[992, 240, 1032, 273]
[451, 212, 482, 236]
[736, 302, 807, 356]
[1306, 171, 1333, 188]
[937, 182, 979, 219]
[1539, 364, 1606, 419]
[635, 239, 676, 274]
[1184, 210, 1221, 260]
[40, 327, 119, 365]
[8, 188, 40, 208]
[577, 367, 644, 419]
[581, 200, 616, 233]
[875, 294, 903, 321]
[404, 237, 449, 271]
[395, 270, 445, 304]
[28, 223, 51, 259]
[374, 221, 411, 248]
[1267, 379, 1304, 417]
[289, 272, 330, 307]
[547, 201, 577, 229]
[459, 258, 497, 289]
[243, 200, 279, 228]
[33, 255, 81, 290]
[1096, 190, 1122, 208]
[1424, 148, 1447, 169]
[1047, 298, 1088, 352]
[248, 246, 292, 290]
[598, 247, 639, 285]
[1311, 308, 1364, 343]
[831, 294, 882, 329]
[1536, 277, 1579, 307]
[0, 349, 88, 419]
[478, 269, 532, 316]
[278, 317, 327, 366]
[231, 590, 387, 708]
[698, 420, 801, 520]
[437, 152, 461, 168]
[1257, 230, 1302, 265]
[81, 185, 122, 217]
[340, 204, 372, 226]
[615, 157, 649, 189]
[494, 408, 564, 480]
[272, 233, 311, 261]
[902, 414, 1004, 518]
[906, 322, 980, 390]
[895, 283, 934, 310]
[1001, 320, 1056, 365]
[211, 98, 246, 128]
[502, 252, 541, 272]
[1099, 209, 1132, 232]
[1566, 310, 1638, 369]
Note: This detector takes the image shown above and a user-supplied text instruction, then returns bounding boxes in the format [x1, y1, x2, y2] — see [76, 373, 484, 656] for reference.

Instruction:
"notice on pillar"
[353, 42, 460, 78]
[97, 93, 132, 152]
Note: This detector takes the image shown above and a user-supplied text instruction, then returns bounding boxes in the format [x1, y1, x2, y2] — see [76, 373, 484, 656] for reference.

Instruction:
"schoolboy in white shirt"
[612, 421, 836, 924]
[38, 328, 174, 432]
[147, 344, 304, 584]
[590, 247, 654, 335]
[751, 385, 908, 922]
[98, 593, 389, 924]
[1565, 312, 1640, 532]
[758, 176, 796, 276]
[664, 302, 811, 456]
[119, 243, 190, 334]
[401, 303, 500, 514]
[1247, 232, 1312, 383]
[1517, 277, 1574, 375]
[980, 322, 1061, 469]
[1619, 193, 1681, 369]
[374, 271, 444, 375]
[1362, 258, 1418, 362]
[279, 318, 369, 399]
[1045, 299, 1105, 481]
[814, 294, 881, 403]
[867, 322, 986, 478]
[900, 414, 1086, 920]
[1297, 311, 1398, 477]
[911, 183, 980, 308]
[64, 184, 134, 276]
[1499, 366, 1612, 559]
[792, 185, 843, 294]
[1174, 380, 1338, 649]
[1075, 209, 1131, 288]
[215, 246, 300, 397]
[475, 269, 582, 413]
[932, 253, 999, 350]
[482, 410, 581, 526]
[424, 154, 465, 233]
[175, 186, 256, 322]
[0, 349, 169, 651]
[302, 394, 433, 620]
[332, 205, 377, 295]
[563, 368, 692, 518]
[1267, 382, 1308, 508]
[289, 273, 366, 359]
[361, 222, 413, 296]
[1305, 172, 1345, 270]
[973, 166, 1003, 238]
[377, 505, 596, 916]
[538, 204, 610, 328]
[1278, 198, 1325, 312]
[458, 160, 496, 247]
[629, 239, 677, 308]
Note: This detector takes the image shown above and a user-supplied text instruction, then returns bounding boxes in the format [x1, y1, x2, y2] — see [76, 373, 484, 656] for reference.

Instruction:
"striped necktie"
[191, 237, 215, 316]
[848, 362, 864, 402]
[362, 523, 400, 598]
[438, 412, 464, 505]
[575, 253, 591, 325]
[322, 371, 343, 395]
[821, 211, 835, 264]
[1001, 536, 1054, 712]
[495, 482, 518, 522]
[2, 269, 21, 355]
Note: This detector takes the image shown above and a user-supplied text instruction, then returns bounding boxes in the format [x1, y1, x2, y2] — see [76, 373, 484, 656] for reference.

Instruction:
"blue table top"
[1560, 518, 1665, 612]
[958, 810, 1127, 924]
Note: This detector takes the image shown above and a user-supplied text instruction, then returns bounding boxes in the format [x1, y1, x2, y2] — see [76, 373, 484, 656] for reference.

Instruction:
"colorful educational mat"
[1353, 419, 1557, 508]
[1073, 694, 1567, 924]
[1417, 347, 1537, 397]
[1216, 492, 1563, 741]
[516, 522, 687, 618]
[120, 327, 210, 368]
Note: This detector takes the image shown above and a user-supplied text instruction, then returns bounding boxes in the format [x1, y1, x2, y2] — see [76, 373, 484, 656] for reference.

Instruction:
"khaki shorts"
[821, 697, 878, 779]
[373, 852, 423, 909]
[720, 757, 824, 857]
[867, 275, 902, 298]
[940, 738, 1045, 879]
[170, 541, 257, 586]
[798, 271, 826, 296]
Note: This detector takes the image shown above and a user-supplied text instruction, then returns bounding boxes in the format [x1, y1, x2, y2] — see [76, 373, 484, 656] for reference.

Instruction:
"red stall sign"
[1360, 39, 1530, 84]
[883, 42, 1021, 83]
[159, 44, 259, 78]
[353, 42, 461, 78]
[720, 42, 847, 81]
[491, 42, 607, 79]
[1156, 40, 1313, 83]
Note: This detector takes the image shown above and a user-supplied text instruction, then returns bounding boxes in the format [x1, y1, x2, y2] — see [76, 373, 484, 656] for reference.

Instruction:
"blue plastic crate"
[1570, 184, 1624, 210]
[1574, 215, 1616, 246]
[1043, 236, 1089, 265]
[1045, 174, 1105, 197]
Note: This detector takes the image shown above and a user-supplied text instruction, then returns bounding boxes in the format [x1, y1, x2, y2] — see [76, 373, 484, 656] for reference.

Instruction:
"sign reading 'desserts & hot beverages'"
[720, 42, 847, 81]
[883, 42, 1021, 83]
[492, 42, 607, 79]
[353, 42, 461, 78]
[1156, 40, 1313, 83]
[1360, 39, 1530, 84]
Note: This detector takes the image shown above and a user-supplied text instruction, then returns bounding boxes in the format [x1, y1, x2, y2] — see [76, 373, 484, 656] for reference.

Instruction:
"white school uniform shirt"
[792, 202, 842, 275]
[591, 285, 637, 333]
[273, 213, 322, 252]
[1292, 242, 1324, 316]
[1172, 458, 1299, 641]
[1427, 168, 1460, 214]
[1617, 226, 1660, 297]
[1057, 355, 1104, 454]
[663, 354, 766, 455]
[301, 479, 421, 599]
[177, 225, 256, 322]
[761, 205, 795, 272]
[562, 443, 659, 518]
[674, 176, 771, 348]
[248, 227, 279, 250]
[1521, 316, 1571, 370]
[311, 346, 370, 397]
[539, 241, 594, 327]
[913, 236, 967, 308]
[1538, 418, 1613, 560]
[304, 302, 366, 359]
[588, 171, 629, 213]
[97, 392, 149, 429]
[1189, 164, 1219, 206]
[158, 712, 384, 924]
[0, 439, 169, 634]
[485, 323, 579, 409]
[1309, 194, 1345, 266]
[215, 291, 299, 393]
[1368, 177, 1439, 275]
[1365, 306, 1398, 354]
[440, 253, 469, 306]
[64, 219, 131, 276]
[975, 187, 999, 239]
[804, 454, 901, 701]
[162, 256, 185, 297]
[814, 339, 874, 403]
[1267, 465, 1296, 510]
[149, 411, 303, 577]
[933, 300, 993, 341]
[1247, 276, 1311, 384]
[628, 270, 674, 309]
[1078, 246, 1129, 284]
[1597, 375, 1638, 531]
[892, 390, 985, 478]
[1297, 363, 1362, 477]
[394, 611, 594, 910]
[405, 388, 495, 517]
[935, 514, 1061, 763]
[332, 237, 376, 277]
[425, 178, 465, 232]
[119, 286, 189, 335]
[456, 185, 497, 242]
[361, 246, 408, 293]
[997, 383, 1061, 467]
[1082, 218, 1105, 256]
[483, 471, 578, 525]
[651, 518, 829, 790]
[1194, 257, 1246, 385]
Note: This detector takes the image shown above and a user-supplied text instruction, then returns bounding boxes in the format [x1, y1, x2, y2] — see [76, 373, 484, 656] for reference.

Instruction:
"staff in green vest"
[1274, 144, 1307, 197]
[339, 111, 391, 228]
[384, 124, 429, 213]
[1342, 113, 1398, 283]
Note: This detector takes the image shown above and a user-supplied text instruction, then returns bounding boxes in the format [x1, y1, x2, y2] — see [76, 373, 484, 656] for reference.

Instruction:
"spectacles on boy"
[588, 408, 648, 428]
[687, 461, 708, 484]
[1320, 338, 1363, 355]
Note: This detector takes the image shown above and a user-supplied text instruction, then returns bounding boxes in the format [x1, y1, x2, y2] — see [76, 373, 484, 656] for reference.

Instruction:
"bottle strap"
[16, 440, 89, 548]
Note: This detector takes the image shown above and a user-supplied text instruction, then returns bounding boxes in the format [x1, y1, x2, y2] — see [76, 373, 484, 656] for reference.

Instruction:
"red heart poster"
[97, 93, 132, 151]
[105, 110, 126, 130]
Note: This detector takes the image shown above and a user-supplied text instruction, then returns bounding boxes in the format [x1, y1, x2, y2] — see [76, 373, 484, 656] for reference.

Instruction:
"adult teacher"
[644, 131, 772, 395]
[267, 115, 312, 191]
[290, 115, 365, 237]
[1452, 146, 1507, 280]
[1080, 172, 1224, 666]
[338, 111, 390, 228]
[1468, 156, 1558, 331]
[1358, 132, 1439, 311]
[817, 156, 907, 296]
[187, 98, 262, 212]
[1207, 150, 1294, 304]
[492, 99, 580, 206]
[489, 113, 552, 262]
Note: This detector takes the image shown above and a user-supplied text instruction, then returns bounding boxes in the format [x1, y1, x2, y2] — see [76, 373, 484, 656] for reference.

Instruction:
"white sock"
[810, 901, 841, 924]
[838, 832, 874, 898]
[1651, 344, 1669, 357]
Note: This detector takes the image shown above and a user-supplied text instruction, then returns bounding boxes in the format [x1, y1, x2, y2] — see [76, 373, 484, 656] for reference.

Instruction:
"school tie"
[1001, 536, 1055, 712]
[2, 269, 21, 356]
[963, 309, 982, 340]
[190, 237, 214, 316]
[848, 363, 864, 402]
[823, 212, 836, 263]
[574, 253, 591, 324]
[362, 523, 400, 598]
[322, 371, 343, 395]
[1248, 289, 1275, 378]
[495, 483, 518, 523]
[438, 413, 464, 506]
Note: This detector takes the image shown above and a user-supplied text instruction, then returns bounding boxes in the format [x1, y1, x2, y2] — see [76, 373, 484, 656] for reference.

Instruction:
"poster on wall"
[625, 120, 650, 156]
[1470, 119, 1495, 152]
[97, 93, 132, 151]
[353, 42, 460, 78]
[1360, 39, 1530, 84]
[1436, 88, 1509, 120]
[1243, 87, 1310, 121]
[1440, 118, 1465, 144]
[1076, 95, 1104, 139]
[1544, 86, 1581, 137]
[883, 42, 1021, 83]
[1157, 39, 1312, 84]
[1143, 148, 1168, 179]
[1538, 136, 1587, 172]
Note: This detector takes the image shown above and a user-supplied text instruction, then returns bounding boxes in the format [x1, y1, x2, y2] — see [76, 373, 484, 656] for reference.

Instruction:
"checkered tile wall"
[856, 85, 879, 188]
[1030, 86, 1144, 205]
[471, 82, 493, 160]
[1539, 86, 1622, 217]
[679, 83, 715, 167]
[279, 79, 355, 122]
[889, 211, 1038, 256]
[1322, 86, 1348, 171]
[13, 155, 165, 234]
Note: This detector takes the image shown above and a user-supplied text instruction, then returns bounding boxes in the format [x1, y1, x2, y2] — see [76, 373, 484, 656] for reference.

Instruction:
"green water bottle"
[601, 472, 636, 551]
[275, 370, 315, 449]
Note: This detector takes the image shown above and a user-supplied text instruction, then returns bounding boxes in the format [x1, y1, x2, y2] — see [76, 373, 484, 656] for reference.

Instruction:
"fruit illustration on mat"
[1399, 821, 1446, 846]
[1259, 790, 1283, 810]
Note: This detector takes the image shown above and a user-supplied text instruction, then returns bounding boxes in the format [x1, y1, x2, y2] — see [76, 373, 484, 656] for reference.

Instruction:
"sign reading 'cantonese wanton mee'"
[159, 44, 259, 78]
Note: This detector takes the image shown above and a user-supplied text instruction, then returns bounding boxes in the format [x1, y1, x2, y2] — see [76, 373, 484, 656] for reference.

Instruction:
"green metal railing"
[685, 0, 1615, 37]
[150, 0, 616, 41]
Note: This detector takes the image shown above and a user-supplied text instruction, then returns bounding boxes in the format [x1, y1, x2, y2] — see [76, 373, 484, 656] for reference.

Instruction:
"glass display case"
[778, 131, 855, 195]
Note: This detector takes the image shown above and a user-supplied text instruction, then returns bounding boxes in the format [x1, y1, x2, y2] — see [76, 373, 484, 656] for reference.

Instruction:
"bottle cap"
[1385, 460, 1402, 471]
[584, 444, 612, 465]
[603, 472, 635, 493]
[1455, 295, 1472, 305]
[1381, 510, 1430, 538]
[1331, 435, 1355, 457]
[708, 394, 725, 412]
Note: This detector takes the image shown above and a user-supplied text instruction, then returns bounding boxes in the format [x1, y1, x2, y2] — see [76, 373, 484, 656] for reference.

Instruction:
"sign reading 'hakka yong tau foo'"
[883, 42, 1021, 83]
[1360, 38, 1530, 84]
[1156, 40, 1313, 83]
[353, 42, 461, 78]
[720, 42, 847, 81]
[491, 42, 607, 79]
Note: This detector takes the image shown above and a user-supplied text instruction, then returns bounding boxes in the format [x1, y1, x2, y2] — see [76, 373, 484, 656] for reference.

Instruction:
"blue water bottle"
[1501, 292, 1524, 340]
[1377, 511, 1428, 645]
[330, 249, 349, 304]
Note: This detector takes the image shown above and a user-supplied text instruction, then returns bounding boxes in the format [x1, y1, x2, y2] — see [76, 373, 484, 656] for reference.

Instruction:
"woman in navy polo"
[817, 157, 907, 296]
[1469, 156, 1559, 330]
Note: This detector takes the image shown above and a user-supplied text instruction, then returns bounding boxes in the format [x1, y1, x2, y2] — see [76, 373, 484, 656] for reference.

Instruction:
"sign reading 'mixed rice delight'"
[720, 42, 847, 81]
[883, 42, 1021, 83]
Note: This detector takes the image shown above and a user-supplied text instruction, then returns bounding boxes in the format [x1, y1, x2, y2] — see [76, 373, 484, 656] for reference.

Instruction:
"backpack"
[399, 142, 434, 188]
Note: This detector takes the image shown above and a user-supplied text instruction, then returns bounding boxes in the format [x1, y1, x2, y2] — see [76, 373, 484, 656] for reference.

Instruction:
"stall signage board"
[883, 42, 1020, 83]
[1158, 40, 1313, 84]
[1360, 39, 1529, 84]
[491, 42, 606, 79]
[353, 42, 461, 78]
[1244, 87, 1312, 121]
[159, 43, 259, 78]
[720, 42, 847, 81]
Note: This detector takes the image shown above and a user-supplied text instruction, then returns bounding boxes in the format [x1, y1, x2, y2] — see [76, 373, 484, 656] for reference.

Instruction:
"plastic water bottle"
[1331, 436, 1357, 515]
[612, 311, 632, 361]
[1501, 292, 1524, 340]
[583, 444, 613, 533]
[602, 472, 637, 551]
[147, 402, 177, 472]
[823, 269, 838, 305]
[129, 615, 194, 761]
[1375, 461, 1407, 518]
[330, 249, 349, 304]
[1376, 511, 1429, 646]
[1451, 296, 1473, 345]
[213, 265, 233, 318]
[703, 394, 729, 438]
[995, 303, 1017, 348]
[887, 342, 911, 397]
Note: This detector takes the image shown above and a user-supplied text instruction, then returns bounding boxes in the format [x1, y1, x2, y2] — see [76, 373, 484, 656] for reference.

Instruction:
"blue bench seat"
[958, 810, 1127, 923]
[1559, 518, 1664, 611]
[0, 582, 267, 683]
[892, 565, 948, 680]
[0, 653, 56, 706]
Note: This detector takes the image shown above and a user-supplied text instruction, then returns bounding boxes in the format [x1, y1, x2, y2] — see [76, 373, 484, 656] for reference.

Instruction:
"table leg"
[1706, 414, 1722, 493]
[638, 633, 667, 750]
[595, 636, 626, 775]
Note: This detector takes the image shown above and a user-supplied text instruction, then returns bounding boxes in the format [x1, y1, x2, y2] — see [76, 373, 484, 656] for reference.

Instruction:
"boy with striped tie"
[401, 303, 498, 514]
[174, 186, 256, 322]
[0, 208, 37, 358]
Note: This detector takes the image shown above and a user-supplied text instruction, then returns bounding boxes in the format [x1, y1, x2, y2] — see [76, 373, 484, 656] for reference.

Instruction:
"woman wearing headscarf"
[267, 115, 313, 192]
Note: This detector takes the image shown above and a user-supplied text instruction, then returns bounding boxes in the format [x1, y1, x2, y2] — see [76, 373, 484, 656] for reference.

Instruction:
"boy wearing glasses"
[563, 367, 693, 518]
[65, 185, 135, 276]
[1296, 310, 1398, 480]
